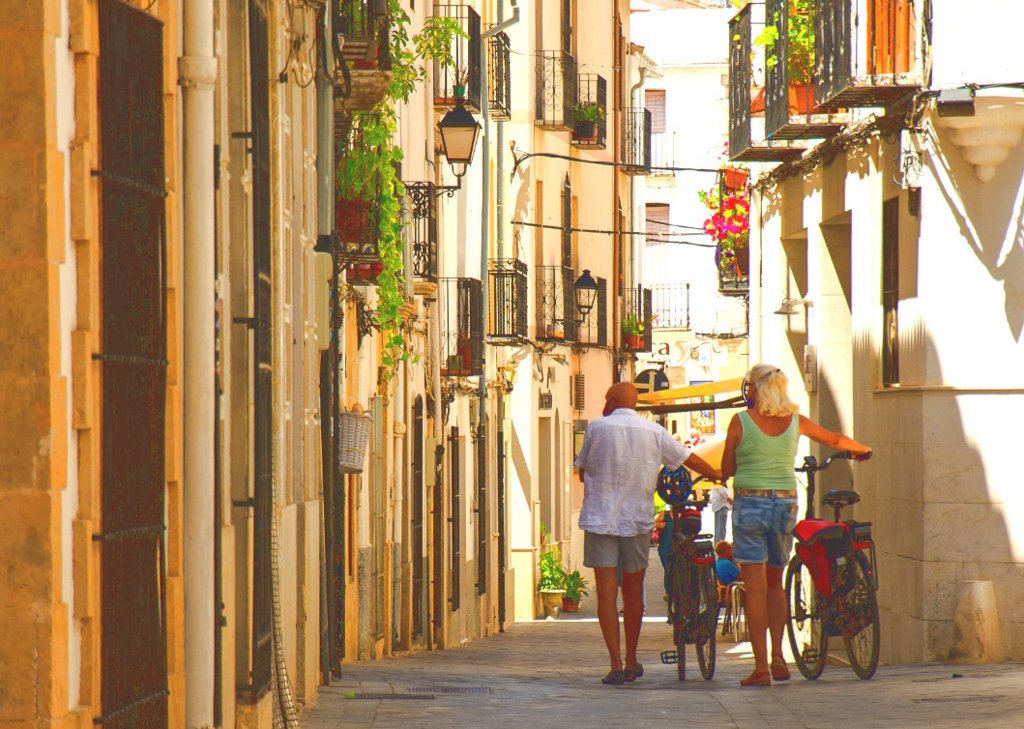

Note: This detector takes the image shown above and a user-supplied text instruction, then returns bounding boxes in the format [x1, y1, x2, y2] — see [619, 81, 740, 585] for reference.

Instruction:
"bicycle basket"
[793, 520, 851, 599]
[657, 465, 693, 506]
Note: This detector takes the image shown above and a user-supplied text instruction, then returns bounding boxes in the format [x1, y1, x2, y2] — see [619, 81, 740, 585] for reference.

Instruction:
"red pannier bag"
[793, 519, 851, 599]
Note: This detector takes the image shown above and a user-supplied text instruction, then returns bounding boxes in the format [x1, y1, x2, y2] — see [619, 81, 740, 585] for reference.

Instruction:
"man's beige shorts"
[583, 531, 651, 572]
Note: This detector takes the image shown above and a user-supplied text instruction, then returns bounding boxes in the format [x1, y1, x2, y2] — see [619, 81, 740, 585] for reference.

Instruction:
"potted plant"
[537, 527, 567, 618]
[561, 569, 590, 613]
[753, 0, 817, 115]
[722, 166, 749, 192]
[698, 184, 750, 278]
[622, 314, 645, 350]
[573, 102, 605, 142]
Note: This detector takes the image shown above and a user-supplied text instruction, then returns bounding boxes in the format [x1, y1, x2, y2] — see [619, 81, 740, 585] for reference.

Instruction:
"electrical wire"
[512, 220, 717, 247]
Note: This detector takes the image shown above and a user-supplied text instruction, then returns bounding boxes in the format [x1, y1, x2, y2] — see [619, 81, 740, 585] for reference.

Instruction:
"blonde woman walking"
[720, 364, 871, 686]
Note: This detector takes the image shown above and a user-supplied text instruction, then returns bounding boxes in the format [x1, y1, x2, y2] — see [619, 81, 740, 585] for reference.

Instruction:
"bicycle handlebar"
[796, 450, 872, 474]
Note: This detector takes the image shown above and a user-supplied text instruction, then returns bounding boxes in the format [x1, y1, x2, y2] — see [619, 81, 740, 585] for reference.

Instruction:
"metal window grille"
[440, 278, 483, 376]
[248, 0, 274, 699]
[651, 131, 676, 170]
[97, 1, 169, 725]
[488, 31, 512, 120]
[434, 3, 482, 111]
[488, 259, 528, 342]
[536, 266, 577, 343]
[449, 428, 461, 611]
[535, 51, 577, 130]
[621, 108, 652, 175]
[652, 283, 691, 329]
[573, 73, 607, 148]
[764, 0, 790, 137]
[571, 374, 586, 411]
[719, 244, 750, 296]
[405, 182, 438, 282]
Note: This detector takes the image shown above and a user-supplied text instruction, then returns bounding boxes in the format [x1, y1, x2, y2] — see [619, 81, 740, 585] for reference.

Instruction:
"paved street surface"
[301, 557, 1024, 729]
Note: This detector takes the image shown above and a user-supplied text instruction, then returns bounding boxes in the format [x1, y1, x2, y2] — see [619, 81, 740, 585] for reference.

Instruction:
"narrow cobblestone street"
[301, 557, 1024, 729]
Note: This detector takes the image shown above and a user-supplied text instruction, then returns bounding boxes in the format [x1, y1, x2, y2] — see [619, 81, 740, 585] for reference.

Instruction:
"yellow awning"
[637, 377, 744, 404]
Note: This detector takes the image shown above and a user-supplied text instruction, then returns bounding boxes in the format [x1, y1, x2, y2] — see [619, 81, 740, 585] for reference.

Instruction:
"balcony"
[574, 275, 607, 348]
[651, 283, 690, 330]
[727, 3, 805, 163]
[648, 132, 677, 185]
[488, 259, 528, 343]
[334, 0, 392, 110]
[621, 108, 652, 175]
[404, 182, 438, 284]
[536, 266, 577, 343]
[622, 287, 653, 352]
[719, 245, 749, 297]
[815, 0, 920, 111]
[336, 196, 382, 284]
[536, 51, 577, 131]
[572, 74, 607, 149]
[763, 0, 846, 141]
[440, 277, 483, 377]
[434, 3, 482, 112]
[488, 31, 512, 120]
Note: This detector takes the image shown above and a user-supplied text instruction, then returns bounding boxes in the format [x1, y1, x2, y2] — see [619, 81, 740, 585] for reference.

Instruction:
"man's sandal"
[624, 663, 644, 682]
[601, 669, 627, 685]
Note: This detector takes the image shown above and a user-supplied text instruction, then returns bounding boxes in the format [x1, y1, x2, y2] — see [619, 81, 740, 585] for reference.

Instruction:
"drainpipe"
[478, 0, 519, 535]
[179, 0, 218, 725]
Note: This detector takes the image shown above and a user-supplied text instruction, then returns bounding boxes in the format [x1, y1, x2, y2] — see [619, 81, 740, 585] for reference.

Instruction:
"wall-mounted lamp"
[573, 269, 599, 322]
[773, 297, 812, 316]
[936, 86, 976, 117]
[437, 95, 482, 180]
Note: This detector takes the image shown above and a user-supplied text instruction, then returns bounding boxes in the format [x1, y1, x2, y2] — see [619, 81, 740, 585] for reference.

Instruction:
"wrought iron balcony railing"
[621, 108, 652, 175]
[574, 275, 607, 348]
[727, 3, 804, 163]
[719, 245, 749, 297]
[572, 74, 607, 149]
[404, 182, 438, 283]
[536, 265, 577, 343]
[440, 277, 483, 377]
[535, 51, 577, 131]
[622, 286, 653, 352]
[815, 0, 920, 110]
[488, 259, 528, 342]
[336, 0, 391, 70]
[650, 132, 676, 172]
[434, 3, 482, 112]
[764, 0, 845, 142]
[651, 283, 690, 330]
[488, 31, 512, 120]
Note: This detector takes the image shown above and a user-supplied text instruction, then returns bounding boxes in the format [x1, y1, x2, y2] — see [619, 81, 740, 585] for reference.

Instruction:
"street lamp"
[573, 269, 599, 322]
[437, 96, 482, 180]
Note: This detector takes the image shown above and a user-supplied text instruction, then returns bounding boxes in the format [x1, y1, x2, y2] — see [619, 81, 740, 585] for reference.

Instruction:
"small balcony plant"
[752, 0, 816, 113]
[699, 184, 750, 276]
[622, 314, 645, 350]
[574, 101, 605, 142]
[561, 568, 590, 613]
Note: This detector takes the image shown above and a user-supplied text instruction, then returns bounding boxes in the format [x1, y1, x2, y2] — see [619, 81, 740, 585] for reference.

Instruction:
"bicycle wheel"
[665, 556, 687, 680]
[695, 563, 717, 680]
[785, 555, 827, 680]
[843, 552, 880, 680]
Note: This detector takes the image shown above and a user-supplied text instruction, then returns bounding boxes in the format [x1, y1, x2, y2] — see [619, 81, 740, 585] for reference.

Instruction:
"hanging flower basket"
[337, 407, 372, 474]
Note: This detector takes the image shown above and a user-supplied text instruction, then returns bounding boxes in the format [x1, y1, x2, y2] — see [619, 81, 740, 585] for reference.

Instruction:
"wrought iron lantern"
[437, 96, 481, 179]
[573, 269, 599, 321]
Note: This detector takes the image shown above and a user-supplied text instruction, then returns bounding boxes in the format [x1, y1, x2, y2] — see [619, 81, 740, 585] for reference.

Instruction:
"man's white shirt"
[574, 408, 692, 536]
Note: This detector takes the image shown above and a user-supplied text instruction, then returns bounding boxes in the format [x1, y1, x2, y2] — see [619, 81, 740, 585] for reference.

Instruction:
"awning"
[636, 377, 745, 415]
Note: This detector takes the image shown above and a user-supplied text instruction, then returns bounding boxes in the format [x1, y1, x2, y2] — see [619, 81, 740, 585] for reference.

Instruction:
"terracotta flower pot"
[562, 596, 580, 613]
[625, 334, 644, 350]
[722, 167, 749, 191]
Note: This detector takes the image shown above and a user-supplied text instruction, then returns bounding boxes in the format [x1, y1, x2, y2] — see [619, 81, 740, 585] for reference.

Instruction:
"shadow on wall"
[844, 331, 1017, 663]
[926, 124, 1024, 340]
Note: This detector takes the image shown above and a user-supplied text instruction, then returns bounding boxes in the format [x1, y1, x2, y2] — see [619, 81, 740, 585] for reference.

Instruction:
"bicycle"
[656, 468, 718, 681]
[784, 450, 880, 680]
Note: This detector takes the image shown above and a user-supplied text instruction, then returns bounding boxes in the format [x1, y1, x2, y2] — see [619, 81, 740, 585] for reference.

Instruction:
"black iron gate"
[97, 1, 168, 726]
[248, 0, 274, 698]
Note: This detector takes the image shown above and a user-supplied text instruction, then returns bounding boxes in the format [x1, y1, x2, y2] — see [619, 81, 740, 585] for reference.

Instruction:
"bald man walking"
[575, 382, 722, 685]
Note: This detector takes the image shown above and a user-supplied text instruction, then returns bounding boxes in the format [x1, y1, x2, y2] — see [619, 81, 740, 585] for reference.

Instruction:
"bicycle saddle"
[822, 489, 860, 508]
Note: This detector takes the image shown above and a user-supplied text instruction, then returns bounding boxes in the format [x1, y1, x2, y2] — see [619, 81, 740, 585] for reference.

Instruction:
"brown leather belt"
[735, 489, 797, 498]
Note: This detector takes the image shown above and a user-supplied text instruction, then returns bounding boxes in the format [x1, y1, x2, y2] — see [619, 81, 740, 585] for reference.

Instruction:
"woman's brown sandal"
[771, 658, 791, 681]
[740, 670, 772, 687]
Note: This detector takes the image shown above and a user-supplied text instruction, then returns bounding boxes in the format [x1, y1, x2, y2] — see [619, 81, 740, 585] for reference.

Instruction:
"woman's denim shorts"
[731, 496, 799, 568]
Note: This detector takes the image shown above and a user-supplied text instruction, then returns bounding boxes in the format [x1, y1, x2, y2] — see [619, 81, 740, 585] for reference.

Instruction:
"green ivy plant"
[338, 1, 464, 384]
[537, 523, 567, 592]
[752, 0, 814, 85]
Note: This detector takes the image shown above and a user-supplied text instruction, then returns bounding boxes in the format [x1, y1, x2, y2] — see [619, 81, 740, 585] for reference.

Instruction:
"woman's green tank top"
[733, 411, 799, 491]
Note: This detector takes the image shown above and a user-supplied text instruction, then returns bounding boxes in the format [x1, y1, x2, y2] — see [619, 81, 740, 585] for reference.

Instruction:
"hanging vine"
[338, 1, 464, 385]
